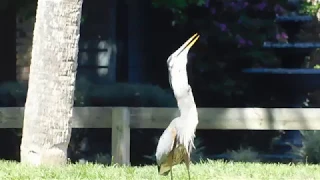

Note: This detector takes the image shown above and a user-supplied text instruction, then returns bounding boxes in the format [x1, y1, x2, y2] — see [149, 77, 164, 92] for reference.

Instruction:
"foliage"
[0, 80, 176, 107]
[1, 160, 320, 179]
[289, 130, 320, 164]
[15, 0, 296, 107]
[77, 153, 112, 165]
[0, 81, 28, 107]
[227, 146, 260, 162]
[16, 0, 37, 18]
[153, 0, 295, 106]
[93, 153, 111, 165]
[299, 1, 320, 16]
[152, 0, 206, 24]
[152, 0, 205, 9]
[190, 138, 206, 162]
[314, 64, 320, 69]
[75, 79, 176, 107]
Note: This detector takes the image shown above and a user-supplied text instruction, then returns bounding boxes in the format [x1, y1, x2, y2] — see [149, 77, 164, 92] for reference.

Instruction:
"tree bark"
[20, 0, 83, 166]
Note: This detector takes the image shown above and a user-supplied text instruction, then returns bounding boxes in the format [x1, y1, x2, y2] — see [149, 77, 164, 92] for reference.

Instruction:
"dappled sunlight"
[0, 160, 319, 179]
[197, 108, 277, 130]
[1, 107, 315, 130]
[196, 108, 320, 130]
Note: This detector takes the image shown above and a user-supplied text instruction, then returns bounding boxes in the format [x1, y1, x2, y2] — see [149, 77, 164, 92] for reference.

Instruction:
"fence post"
[111, 107, 131, 166]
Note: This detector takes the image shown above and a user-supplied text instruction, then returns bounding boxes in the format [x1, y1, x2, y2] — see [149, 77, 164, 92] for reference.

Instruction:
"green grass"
[0, 160, 319, 180]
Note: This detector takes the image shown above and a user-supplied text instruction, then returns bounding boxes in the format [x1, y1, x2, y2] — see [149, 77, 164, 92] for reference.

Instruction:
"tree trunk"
[20, 0, 83, 166]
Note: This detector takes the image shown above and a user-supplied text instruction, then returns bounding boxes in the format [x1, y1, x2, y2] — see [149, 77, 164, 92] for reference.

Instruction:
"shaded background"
[1, 0, 320, 165]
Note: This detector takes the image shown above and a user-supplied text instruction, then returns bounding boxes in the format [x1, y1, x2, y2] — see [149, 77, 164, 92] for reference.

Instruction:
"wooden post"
[111, 107, 131, 165]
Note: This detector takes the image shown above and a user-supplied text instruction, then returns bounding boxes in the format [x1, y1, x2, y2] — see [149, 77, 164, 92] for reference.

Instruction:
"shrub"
[0, 79, 177, 108]
[190, 138, 206, 162]
[75, 79, 177, 107]
[227, 146, 260, 162]
[289, 130, 320, 164]
[94, 153, 111, 165]
[0, 81, 28, 107]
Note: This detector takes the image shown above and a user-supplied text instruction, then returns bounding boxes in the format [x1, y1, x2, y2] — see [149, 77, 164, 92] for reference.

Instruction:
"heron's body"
[155, 33, 200, 180]
[157, 143, 188, 175]
[156, 118, 196, 176]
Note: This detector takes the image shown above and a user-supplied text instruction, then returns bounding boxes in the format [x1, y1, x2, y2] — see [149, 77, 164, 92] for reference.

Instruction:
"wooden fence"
[0, 107, 320, 165]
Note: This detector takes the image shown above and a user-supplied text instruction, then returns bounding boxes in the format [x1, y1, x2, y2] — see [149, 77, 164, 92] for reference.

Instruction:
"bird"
[155, 33, 200, 180]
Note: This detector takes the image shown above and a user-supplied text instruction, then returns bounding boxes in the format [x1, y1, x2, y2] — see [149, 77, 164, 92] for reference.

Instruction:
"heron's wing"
[155, 124, 177, 166]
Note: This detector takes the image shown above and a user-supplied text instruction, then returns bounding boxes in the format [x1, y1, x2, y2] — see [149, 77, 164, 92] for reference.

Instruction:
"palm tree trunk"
[20, 0, 83, 166]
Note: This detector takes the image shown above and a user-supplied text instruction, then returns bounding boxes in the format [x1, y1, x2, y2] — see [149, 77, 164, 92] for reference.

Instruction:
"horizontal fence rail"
[0, 107, 320, 130]
[0, 107, 320, 165]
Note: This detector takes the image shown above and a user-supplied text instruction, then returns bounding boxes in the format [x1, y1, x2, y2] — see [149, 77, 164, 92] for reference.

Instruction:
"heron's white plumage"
[155, 118, 177, 166]
[155, 33, 200, 179]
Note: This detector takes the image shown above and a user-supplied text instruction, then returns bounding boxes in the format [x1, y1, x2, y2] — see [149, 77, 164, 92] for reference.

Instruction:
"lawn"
[0, 160, 319, 180]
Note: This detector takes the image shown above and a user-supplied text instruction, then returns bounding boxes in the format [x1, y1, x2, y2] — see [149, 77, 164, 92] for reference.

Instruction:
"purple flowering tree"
[152, 0, 291, 105]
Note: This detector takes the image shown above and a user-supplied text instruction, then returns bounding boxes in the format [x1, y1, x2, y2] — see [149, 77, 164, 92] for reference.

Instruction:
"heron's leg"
[183, 153, 191, 180]
[170, 151, 174, 180]
[186, 161, 190, 180]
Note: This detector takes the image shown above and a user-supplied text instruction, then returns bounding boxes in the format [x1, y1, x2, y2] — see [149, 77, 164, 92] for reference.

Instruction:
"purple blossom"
[237, 18, 242, 24]
[230, 2, 236, 8]
[255, 1, 267, 11]
[225, 1, 247, 11]
[210, 8, 216, 15]
[219, 23, 227, 31]
[235, 35, 252, 47]
[281, 32, 288, 39]
[238, 38, 246, 45]
[236, 35, 246, 45]
[231, 2, 248, 10]
[274, 4, 286, 14]
[205, 0, 210, 8]
[243, 1, 248, 8]
[276, 32, 288, 42]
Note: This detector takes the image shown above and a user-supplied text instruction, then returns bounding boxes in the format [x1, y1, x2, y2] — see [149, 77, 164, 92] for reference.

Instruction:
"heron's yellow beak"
[176, 33, 200, 56]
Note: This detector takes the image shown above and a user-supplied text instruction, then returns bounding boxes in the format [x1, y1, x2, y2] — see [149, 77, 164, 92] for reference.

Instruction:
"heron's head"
[167, 33, 200, 68]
